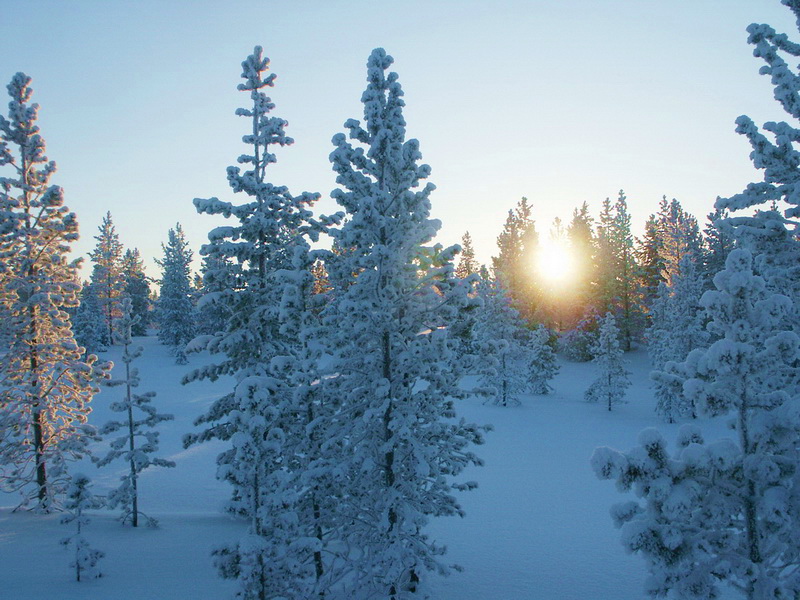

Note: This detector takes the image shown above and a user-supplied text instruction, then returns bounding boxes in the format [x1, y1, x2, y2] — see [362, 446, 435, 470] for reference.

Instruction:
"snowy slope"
[1, 338, 737, 599]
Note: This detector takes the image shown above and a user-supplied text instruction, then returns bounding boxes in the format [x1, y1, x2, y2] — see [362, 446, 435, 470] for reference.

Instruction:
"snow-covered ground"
[1, 337, 736, 599]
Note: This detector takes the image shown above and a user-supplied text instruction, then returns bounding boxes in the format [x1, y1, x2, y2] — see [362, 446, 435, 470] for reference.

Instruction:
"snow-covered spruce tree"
[0, 73, 108, 511]
[702, 206, 735, 289]
[95, 300, 174, 527]
[635, 213, 666, 313]
[122, 248, 150, 336]
[323, 48, 486, 598]
[60, 473, 104, 581]
[529, 324, 558, 395]
[473, 274, 531, 406]
[184, 47, 335, 598]
[592, 249, 800, 599]
[648, 256, 709, 422]
[584, 312, 630, 411]
[88, 211, 125, 346]
[655, 197, 703, 287]
[73, 282, 107, 356]
[156, 223, 195, 362]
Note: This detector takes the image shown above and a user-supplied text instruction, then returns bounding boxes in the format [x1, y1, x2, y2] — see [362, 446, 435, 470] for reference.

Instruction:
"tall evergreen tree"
[155, 223, 195, 361]
[455, 230, 478, 278]
[121, 248, 150, 336]
[655, 196, 703, 286]
[323, 48, 486, 598]
[635, 213, 665, 312]
[492, 197, 539, 321]
[0, 73, 107, 510]
[565, 202, 596, 327]
[184, 47, 333, 598]
[88, 212, 124, 346]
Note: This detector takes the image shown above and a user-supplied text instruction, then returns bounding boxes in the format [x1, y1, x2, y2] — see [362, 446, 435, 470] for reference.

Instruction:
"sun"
[534, 239, 575, 285]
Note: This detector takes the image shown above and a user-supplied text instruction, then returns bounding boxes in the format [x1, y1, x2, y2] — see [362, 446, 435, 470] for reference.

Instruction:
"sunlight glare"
[534, 239, 575, 285]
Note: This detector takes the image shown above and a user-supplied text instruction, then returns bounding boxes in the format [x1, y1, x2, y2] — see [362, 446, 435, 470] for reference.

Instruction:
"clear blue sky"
[0, 0, 796, 277]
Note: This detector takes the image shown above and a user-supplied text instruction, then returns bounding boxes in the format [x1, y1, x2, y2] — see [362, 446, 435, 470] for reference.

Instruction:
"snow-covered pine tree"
[592, 248, 800, 599]
[88, 211, 125, 346]
[649, 255, 709, 421]
[529, 324, 558, 395]
[155, 223, 195, 362]
[95, 299, 175, 527]
[0, 73, 108, 511]
[473, 275, 531, 406]
[323, 48, 486, 598]
[584, 312, 630, 410]
[60, 473, 104, 581]
[121, 248, 150, 336]
[455, 231, 478, 278]
[73, 282, 107, 356]
[184, 47, 334, 598]
[702, 206, 735, 288]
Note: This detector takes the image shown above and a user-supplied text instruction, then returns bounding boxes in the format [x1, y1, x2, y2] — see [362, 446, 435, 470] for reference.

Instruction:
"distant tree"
[73, 283, 106, 356]
[656, 196, 703, 286]
[635, 213, 665, 312]
[566, 201, 596, 323]
[701, 205, 735, 287]
[592, 249, 800, 599]
[492, 197, 539, 321]
[455, 230, 479, 278]
[155, 224, 195, 361]
[474, 275, 531, 406]
[121, 248, 150, 336]
[648, 256, 708, 422]
[88, 212, 125, 346]
[584, 312, 630, 411]
[595, 191, 642, 350]
[323, 47, 486, 598]
[529, 324, 558, 394]
[0, 73, 108, 511]
[95, 300, 175, 527]
[60, 473, 104, 582]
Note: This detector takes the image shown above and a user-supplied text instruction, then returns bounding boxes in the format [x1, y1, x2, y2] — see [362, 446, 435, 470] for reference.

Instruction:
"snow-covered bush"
[529, 324, 559, 394]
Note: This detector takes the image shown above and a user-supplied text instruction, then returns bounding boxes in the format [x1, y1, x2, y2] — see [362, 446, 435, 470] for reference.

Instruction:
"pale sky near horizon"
[1, 0, 797, 278]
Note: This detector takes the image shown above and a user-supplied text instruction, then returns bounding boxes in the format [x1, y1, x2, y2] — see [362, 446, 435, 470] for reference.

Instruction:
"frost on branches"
[322, 48, 487, 599]
[592, 249, 800, 599]
[60, 473, 104, 581]
[95, 300, 175, 527]
[584, 312, 630, 411]
[184, 47, 336, 598]
[0, 73, 109, 511]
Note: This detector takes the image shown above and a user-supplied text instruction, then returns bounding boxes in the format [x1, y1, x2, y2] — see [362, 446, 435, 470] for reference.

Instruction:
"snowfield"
[1, 336, 737, 599]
